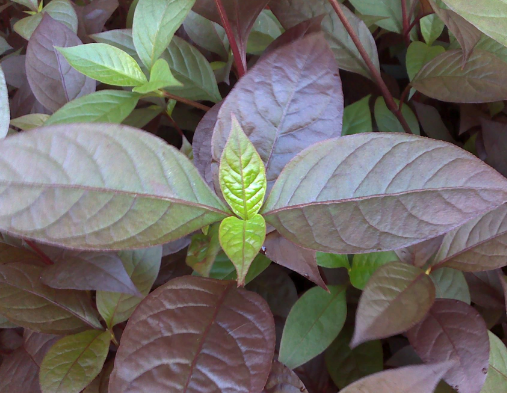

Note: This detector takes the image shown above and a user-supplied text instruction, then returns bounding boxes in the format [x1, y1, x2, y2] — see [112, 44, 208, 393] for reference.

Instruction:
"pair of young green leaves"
[218, 115, 267, 286]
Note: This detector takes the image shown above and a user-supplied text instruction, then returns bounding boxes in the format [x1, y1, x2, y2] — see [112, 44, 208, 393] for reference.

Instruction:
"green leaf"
[205, 252, 271, 284]
[186, 223, 222, 277]
[413, 49, 507, 103]
[0, 37, 12, 56]
[430, 267, 470, 304]
[132, 0, 196, 69]
[122, 105, 163, 128]
[46, 90, 140, 125]
[97, 247, 162, 329]
[132, 58, 182, 93]
[350, 251, 399, 290]
[406, 41, 445, 81]
[247, 10, 283, 55]
[342, 95, 372, 135]
[219, 116, 267, 219]
[0, 66, 8, 139]
[183, 10, 229, 59]
[481, 331, 507, 393]
[57, 43, 148, 86]
[40, 330, 110, 393]
[374, 96, 420, 134]
[348, 0, 416, 33]
[13, 13, 43, 41]
[219, 215, 266, 286]
[279, 285, 347, 369]
[10, 114, 50, 130]
[325, 326, 383, 389]
[316, 252, 350, 269]
[420, 14, 445, 45]
[0, 123, 229, 249]
[441, 0, 507, 48]
[11, 0, 38, 11]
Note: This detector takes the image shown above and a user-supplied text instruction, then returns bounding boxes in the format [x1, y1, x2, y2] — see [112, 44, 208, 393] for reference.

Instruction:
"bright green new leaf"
[374, 97, 420, 134]
[57, 43, 148, 86]
[40, 330, 111, 393]
[420, 14, 445, 45]
[430, 267, 470, 304]
[132, 0, 196, 69]
[342, 95, 372, 135]
[481, 332, 507, 393]
[219, 116, 267, 219]
[133, 58, 182, 93]
[219, 215, 266, 286]
[46, 90, 141, 125]
[316, 252, 350, 269]
[279, 285, 347, 369]
[97, 247, 162, 329]
[10, 114, 50, 130]
[406, 41, 446, 81]
[350, 251, 399, 290]
[0, 66, 9, 139]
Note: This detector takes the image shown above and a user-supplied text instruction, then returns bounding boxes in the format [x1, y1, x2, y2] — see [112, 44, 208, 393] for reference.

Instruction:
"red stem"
[398, 84, 412, 112]
[401, 0, 410, 46]
[327, 0, 413, 134]
[25, 239, 54, 266]
[213, 0, 247, 77]
[160, 91, 210, 112]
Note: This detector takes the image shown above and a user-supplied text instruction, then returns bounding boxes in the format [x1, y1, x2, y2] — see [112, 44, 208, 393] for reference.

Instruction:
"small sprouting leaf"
[481, 331, 507, 393]
[40, 330, 111, 393]
[97, 247, 162, 328]
[262, 360, 307, 393]
[325, 327, 383, 389]
[374, 96, 420, 134]
[186, 223, 221, 277]
[133, 0, 195, 69]
[408, 299, 490, 393]
[420, 14, 445, 45]
[261, 133, 507, 254]
[0, 66, 9, 139]
[57, 43, 147, 86]
[349, 251, 399, 290]
[342, 95, 372, 135]
[46, 90, 140, 125]
[10, 113, 50, 130]
[339, 362, 454, 393]
[279, 285, 347, 369]
[0, 123, 229, 250]
[406, 41, 445, 81]
[430, 268, 471, 304]
[433, 204, 507, 271]
[132, 58, 182, 93]
[108, 276, 275, 393]
[316, 252, 350, 269]
[219, 116, 267, 219]
[352, 262, 436, 347]
[219, 215, 266, 286]
[412, 49, 507, 103]
[0, 263, 102, 334]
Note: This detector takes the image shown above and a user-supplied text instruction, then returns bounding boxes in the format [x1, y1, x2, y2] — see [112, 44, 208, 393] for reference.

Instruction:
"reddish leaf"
[162, 235, 192, 257]
[262, 360, 307, 393]
[26, 15, 95, 112]
[464, 270, 505, 309]
[74, 0, 119, 42]
[500, 270, 507, 314]
[212, 32, 343, 191]
[0, 55, 26, 89]
[395, 236, 444, 268]
[482, 119, 507, 177]
[413, 102, 455, 143]
[407, 299, 490, 393]
[352, 262, 436, 347]
[264, 231, 326, 289]
[109, 276, 276, 393]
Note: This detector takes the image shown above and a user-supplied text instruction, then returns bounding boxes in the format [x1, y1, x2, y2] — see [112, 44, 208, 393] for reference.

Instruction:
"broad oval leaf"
[433, 204, 507, 271]
[412, 49, 507, 103]
[339, 362, 453, 393]
[270, 0, 380, 79]
[262, 360, 307, 393]
[0, 263, 101, 334]
[97, 246, 162, 328]
[57, 43, 147, 86]
[420, 14, 445, 45]
[349, 251, 399, 290]
[212, 32, 344, 191]
[279, 285, 347, 369]
[352, 262, 436, 347]
[0, 123, 229, 250]
[406, 41, 445, 81]
[133, 0, 195, 69]
[40, 330, 110, 393]
[0, 66, 8, 139]
[407, 299, 490, 393]
[46, 90, 141, 125]
[261, 133, 507, 254]
[108, 276, 276, 393]
[26, 14, 95, 112]
[481, 331, 507, 393]
[219, 116, 266, 219]
[219, 215, 266, 286]
[183, 10, 229, 60]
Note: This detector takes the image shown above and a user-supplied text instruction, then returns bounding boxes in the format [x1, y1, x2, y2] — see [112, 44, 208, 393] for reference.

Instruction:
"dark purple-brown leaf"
[482, 119, 507, 177]
[109, 276, 276, 393]
[395, 236, 444, 268]
[262, 360, 307, 393]
[464, 270, 505, 309]
[26, 14, 95, 112]
[407, 299, 490, 393]
[74, 0, 119, 42]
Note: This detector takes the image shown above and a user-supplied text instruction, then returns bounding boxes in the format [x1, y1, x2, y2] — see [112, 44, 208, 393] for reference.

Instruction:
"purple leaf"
[74, 0, 119, 42]
[464, 270, 505, 309]
[262, 359, 307, 393]
[395, 236, 444, 268]
[481, 119, 507, 177]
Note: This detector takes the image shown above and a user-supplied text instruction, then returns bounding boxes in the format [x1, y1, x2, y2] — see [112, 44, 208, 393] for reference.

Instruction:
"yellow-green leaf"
[133, 58, 182, 93]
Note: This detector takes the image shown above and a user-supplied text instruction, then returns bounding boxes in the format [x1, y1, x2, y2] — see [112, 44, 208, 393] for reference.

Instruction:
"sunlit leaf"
[132, 58, 182, 94]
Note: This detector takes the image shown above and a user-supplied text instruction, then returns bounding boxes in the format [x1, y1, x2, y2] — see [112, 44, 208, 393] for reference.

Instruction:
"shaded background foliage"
[0, 0, 507, 392]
